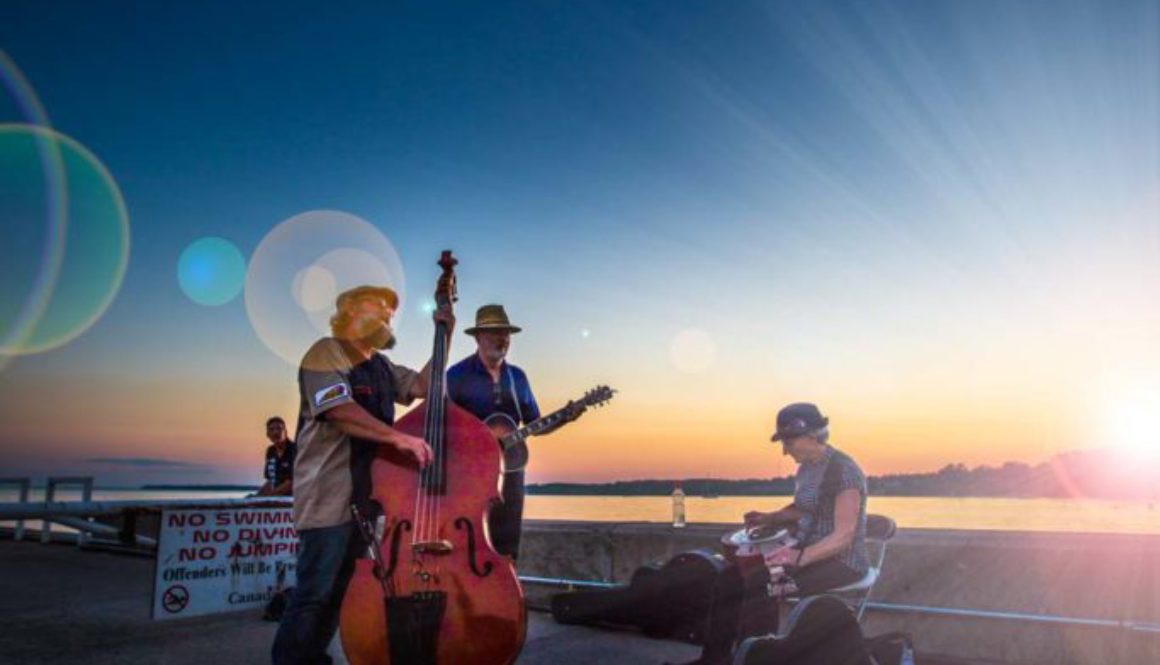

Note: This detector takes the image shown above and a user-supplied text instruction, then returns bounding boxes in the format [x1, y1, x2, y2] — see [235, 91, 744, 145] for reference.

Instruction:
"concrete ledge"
[520, 520, 1160, 665]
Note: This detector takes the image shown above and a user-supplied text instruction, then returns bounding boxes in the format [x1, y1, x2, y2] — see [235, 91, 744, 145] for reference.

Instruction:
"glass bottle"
[671, 481, 686, 528]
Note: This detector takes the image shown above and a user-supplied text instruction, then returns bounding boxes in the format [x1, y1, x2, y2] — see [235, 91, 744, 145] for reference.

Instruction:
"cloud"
[85, 457, 210, 471]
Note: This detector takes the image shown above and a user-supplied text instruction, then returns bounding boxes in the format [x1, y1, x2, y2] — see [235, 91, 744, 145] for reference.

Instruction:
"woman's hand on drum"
[763, 546, 801, 569]
[744, 510, 767, 528]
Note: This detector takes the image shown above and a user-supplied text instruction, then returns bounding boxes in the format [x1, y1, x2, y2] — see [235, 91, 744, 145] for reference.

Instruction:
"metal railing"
[519, 575, 619, 589]
[517, 575, 1160, 635]
[0, 478, 30, 541]
[43, 477, 93, 546]
[864, 601, 1160, 634]
[0, 496, 292, 520]
[0, 480, 289, 549]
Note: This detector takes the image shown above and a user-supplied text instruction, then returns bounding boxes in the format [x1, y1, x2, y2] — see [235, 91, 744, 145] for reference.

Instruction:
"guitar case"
[550, 548, 728, 642]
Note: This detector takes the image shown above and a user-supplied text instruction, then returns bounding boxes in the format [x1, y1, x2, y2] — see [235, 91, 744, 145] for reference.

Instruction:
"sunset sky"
[1, 1, 1158, 487]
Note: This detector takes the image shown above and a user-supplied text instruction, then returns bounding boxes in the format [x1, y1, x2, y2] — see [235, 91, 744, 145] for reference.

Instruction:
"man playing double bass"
[446, 304, 574, 561]
[272, 285, 454, 665]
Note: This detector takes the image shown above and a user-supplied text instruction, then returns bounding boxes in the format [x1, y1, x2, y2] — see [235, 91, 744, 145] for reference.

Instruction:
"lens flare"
[177, 237, 246, 306]
[297, 248, 393, 338]
[245, 210, 405, 366]
[292, 265, 338, 313]
[0, 124, 129, 357]
[0, 50, 50, 125]
[0, 52, 66, 369]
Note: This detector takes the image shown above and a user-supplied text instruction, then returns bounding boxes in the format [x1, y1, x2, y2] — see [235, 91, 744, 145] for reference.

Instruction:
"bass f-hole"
[454, 517, 494, 578]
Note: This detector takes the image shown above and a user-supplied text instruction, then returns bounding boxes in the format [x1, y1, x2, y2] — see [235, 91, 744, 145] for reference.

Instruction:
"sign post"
[152, 507, 297, 620]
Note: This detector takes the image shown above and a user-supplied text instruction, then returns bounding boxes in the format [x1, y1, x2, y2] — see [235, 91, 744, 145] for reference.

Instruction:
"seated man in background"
[257, 416, 296, 497]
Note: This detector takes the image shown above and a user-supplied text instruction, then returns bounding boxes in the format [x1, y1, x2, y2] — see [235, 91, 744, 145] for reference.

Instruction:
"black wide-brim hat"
[770, 402, 828, 441]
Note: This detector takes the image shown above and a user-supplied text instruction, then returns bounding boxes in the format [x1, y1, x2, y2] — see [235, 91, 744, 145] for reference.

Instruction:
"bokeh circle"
[0, 123, 130, 356]
[245, 210, 406, 365]
[178, 237, 246, 306]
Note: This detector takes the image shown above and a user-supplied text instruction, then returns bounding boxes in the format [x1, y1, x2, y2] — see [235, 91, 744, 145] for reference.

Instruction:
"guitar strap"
[794, 451, 843, 549]
[506, 365, 525, 425]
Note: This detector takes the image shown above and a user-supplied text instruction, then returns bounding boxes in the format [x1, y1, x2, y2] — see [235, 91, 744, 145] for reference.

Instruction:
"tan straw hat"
[464, 304, 522, 335]
[334, 285, 399, 311]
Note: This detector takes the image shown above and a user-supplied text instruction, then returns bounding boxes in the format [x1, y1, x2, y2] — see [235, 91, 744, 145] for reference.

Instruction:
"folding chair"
[807, 514, 896, 620]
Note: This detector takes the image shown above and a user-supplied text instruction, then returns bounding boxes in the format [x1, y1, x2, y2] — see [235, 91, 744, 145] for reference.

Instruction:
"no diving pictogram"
[162, 584, 190, 614]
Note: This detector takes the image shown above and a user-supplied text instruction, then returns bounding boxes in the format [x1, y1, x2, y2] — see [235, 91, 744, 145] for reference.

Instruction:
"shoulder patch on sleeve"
[314, 383, 349, 407]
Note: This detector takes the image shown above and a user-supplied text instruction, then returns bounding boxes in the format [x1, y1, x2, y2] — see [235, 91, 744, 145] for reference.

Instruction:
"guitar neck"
[513, 407, 571, 441]
[500, 386, 612, 446]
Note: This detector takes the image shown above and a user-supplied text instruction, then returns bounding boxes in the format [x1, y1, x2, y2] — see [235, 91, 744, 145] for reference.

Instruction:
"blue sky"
[1, 1, 1157, 486]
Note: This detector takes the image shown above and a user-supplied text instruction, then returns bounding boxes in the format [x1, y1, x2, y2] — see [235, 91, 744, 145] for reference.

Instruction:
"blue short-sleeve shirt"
[446, 353, 541, 426]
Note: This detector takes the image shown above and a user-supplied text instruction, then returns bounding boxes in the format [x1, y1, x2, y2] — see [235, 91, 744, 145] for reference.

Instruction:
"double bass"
[340, 251, 526, 664]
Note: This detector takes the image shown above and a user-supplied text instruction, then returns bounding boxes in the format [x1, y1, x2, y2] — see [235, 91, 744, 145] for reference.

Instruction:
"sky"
[0, 0, 1158, 487]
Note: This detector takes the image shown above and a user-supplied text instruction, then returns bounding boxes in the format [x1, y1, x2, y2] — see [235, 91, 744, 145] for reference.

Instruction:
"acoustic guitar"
[483, 385, 615, 472]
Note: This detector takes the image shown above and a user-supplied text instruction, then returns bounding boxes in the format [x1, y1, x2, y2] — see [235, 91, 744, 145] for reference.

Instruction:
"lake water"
[2, 488, 1158, 534]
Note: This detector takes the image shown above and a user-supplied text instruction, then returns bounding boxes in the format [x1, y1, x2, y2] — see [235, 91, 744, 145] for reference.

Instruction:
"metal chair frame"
[791, 513, 897, 621]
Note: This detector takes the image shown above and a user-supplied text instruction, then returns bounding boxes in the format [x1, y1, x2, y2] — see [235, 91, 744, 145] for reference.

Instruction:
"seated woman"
[683, 402, 869, 665]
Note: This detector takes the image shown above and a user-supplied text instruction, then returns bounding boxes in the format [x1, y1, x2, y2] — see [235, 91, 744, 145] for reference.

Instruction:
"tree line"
[528, 450, 1158, 500]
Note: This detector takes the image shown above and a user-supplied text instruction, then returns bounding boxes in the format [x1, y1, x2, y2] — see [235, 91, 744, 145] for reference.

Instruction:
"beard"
[354, 316, 396, 350]
[481, 346, 507, 364]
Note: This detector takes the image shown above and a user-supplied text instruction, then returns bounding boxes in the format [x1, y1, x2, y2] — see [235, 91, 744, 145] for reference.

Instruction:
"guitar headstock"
[581, 385, 616, 408]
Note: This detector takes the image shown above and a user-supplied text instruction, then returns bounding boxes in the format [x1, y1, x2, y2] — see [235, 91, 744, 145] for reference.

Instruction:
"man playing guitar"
[446, 304, 581, 561]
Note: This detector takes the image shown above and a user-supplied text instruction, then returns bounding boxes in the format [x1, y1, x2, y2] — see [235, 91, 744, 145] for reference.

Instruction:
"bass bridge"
[411, 540, 454, 555]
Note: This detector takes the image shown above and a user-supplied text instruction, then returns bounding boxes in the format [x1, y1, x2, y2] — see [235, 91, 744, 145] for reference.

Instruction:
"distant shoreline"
[13, 446, 1155, 502]
[107, 483, 1158, 501]
[140, 484, 259, 491]
[526, 451, 1159, 500]
[119, 484, 1081, 498]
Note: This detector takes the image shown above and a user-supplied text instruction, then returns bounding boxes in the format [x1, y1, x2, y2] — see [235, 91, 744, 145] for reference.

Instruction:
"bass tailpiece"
[386, 591, 447, 665]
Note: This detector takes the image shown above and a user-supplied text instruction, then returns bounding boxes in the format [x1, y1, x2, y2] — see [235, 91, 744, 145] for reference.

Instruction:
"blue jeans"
[272, 522, 359, 665]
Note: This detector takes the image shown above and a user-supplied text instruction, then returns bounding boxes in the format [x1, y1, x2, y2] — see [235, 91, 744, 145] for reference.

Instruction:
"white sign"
[152, 507, 298, 620]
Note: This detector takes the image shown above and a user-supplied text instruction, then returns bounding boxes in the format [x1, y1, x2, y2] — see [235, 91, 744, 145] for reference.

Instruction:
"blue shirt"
[446, 353, 541, 426]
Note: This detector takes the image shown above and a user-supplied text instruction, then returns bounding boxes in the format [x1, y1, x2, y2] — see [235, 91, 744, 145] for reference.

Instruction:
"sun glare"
[1106, 387, 1160, 465]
